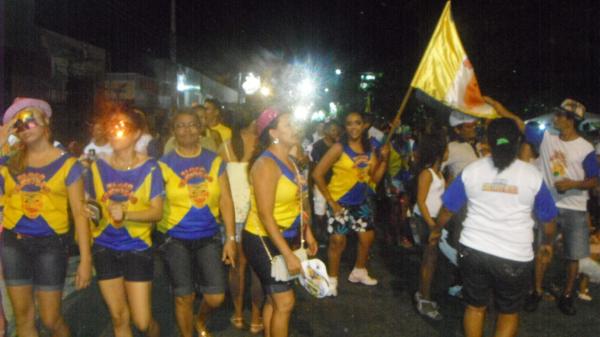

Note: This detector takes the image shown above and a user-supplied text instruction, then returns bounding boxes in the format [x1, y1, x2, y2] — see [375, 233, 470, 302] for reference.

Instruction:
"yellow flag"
[411, 1, 497, 119]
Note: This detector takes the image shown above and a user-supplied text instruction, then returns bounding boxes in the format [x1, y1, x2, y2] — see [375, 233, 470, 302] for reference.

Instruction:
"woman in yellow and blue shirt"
[312, 112, 390, 296]
[0, 98, 92, 337]
[243, 108, 317, 337]
[86, 106, 163, 337]
[158, 109, 236, 337]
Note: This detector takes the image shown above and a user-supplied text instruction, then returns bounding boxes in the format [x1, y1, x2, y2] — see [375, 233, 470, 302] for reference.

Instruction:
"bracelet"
[227, 235, 236, 242]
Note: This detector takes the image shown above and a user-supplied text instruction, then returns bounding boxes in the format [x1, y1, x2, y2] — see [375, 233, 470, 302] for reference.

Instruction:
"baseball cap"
[449, 110, 477, 127]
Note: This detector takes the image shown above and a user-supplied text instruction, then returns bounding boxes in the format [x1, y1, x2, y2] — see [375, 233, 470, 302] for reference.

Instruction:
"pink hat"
[256, 108, 279, 136]
[3, 97, 52, 124]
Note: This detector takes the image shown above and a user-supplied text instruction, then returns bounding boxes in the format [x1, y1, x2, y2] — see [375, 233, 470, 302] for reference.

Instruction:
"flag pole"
[384, 1, 452, 145]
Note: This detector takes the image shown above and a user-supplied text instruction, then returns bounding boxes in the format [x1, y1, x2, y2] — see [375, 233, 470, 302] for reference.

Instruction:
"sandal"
[250, 322, 264, 335]
[195, 323, 213, 337]
[230, 316, 245, 330]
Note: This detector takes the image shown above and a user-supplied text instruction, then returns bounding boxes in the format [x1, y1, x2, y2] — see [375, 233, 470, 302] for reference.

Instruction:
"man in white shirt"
[523, 99, 599, 315]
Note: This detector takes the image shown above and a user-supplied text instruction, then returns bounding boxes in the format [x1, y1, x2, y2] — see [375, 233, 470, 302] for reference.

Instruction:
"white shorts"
[313, 187, 326, 216]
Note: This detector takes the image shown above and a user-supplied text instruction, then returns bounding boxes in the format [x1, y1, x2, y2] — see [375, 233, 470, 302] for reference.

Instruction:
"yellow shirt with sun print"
[158, 148, 225, 239]
[0, 154, 83, 236]
[87, 158, 164, 251]
[245, 151, 305, 238]
[328, 144, 376, 206]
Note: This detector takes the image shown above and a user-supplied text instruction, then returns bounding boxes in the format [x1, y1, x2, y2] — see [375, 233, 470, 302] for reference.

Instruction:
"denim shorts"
[557, 208, 590, 260]
[326, 202, 374, 235]
[158, 233, 226, 296]
[92, 244, 154, 282]
[459, 245, 532, 313]
[1, 229, 69, 291]
[242, 230, 293, 294]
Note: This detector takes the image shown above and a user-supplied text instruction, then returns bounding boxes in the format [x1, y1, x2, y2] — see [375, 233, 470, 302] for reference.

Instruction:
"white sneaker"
[348, 268, 378, 286]
[329, 277, 338, 297]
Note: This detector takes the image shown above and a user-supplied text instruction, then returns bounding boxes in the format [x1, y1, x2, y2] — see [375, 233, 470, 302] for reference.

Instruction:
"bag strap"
[290, 159, 305, 250]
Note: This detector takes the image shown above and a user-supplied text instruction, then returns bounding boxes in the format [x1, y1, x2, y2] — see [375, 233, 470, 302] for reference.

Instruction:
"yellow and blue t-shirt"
[86, 159, 164, 251]
[158, 149, 225, 240]
[387, 139, 412, 182]
[0, 153, 83, 236]
[328, 145, 375, 206]
[245, 151, 305, 238]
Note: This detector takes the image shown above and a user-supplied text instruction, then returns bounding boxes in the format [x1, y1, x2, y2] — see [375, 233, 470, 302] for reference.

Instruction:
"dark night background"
[34, 0, 600, 119]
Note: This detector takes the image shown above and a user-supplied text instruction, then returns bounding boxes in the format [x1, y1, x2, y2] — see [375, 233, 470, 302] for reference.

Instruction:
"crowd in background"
[0, 95, 598, 337]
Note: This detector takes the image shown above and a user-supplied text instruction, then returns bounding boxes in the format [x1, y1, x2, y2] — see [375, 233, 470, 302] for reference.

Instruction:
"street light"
[335, 68, 342, 76]
[242, 73, 261, 95]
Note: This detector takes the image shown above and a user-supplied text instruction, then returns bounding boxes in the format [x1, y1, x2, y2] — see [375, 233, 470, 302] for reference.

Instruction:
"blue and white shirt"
[525, 124, 599, 211]
[443, 157, 557, 262]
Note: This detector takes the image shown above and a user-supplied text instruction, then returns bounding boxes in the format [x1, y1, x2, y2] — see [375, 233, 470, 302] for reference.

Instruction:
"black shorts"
[158, 233, 226, 296]
[459, 245, 532, 314]
[1, 229, 69, 291]
[242, 230, 293, 294]
[92, 244, 154, 282]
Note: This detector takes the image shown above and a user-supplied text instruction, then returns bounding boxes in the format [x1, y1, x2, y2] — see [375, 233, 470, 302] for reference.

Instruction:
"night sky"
[35, 0, 600, 118]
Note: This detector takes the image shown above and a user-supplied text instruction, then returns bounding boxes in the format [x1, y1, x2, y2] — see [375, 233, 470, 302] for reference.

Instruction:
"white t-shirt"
[83, 141, 113, 158]
[368, 127, 384, 143]
[135, 134, 153, 154]
[526, 128, 598, 211]
[413, 168, 445, 218]
[444, 141, 479, 179]
[443, 157, 557, 262]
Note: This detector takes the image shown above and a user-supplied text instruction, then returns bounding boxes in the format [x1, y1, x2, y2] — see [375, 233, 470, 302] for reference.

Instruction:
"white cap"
[449, 110, 477, 127]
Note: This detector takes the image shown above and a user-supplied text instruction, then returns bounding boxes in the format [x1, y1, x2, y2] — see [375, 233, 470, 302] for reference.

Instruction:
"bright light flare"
[538, 123, 546, 130]
[293, 105, 311, 121]
[260, 86, 271, 97]
[297, 78, 316, 97]
[335, 68, 342, 75]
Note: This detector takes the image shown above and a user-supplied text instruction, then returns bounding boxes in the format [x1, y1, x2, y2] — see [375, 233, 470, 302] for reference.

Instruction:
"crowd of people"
[0, 95, 598, 337]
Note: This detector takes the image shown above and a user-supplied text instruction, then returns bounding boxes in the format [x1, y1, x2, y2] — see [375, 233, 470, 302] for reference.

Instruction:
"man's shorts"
[326, 202, 374, 235]
[557, 208, 590, 260]
[158, 233, 226, 296]
[1, 230, 69, 291]
[459, 245, 532, 314]
[93, 244, 154, 282]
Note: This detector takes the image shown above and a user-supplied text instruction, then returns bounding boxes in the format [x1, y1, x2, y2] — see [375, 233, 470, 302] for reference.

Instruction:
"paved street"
[17, 237, 600, 337]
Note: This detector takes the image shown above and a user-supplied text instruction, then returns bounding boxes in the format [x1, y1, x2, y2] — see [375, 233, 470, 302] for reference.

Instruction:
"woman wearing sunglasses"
[0, 98, 92, 337]
[157, 109, 236, 337]
[86, 105, 163, 337]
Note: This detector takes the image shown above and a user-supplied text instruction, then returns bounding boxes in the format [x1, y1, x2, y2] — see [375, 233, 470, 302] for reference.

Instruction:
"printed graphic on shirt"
[16, 172, 51, 218]
[179, 166, 213, 208]
[1, 154, 83, 236]
[482, 179, 518, 194]
[158, 149, 225, 240]
[550, 150, 567, 177]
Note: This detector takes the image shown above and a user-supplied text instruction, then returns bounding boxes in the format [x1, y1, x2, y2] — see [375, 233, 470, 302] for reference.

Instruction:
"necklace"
[111, 153, 138, 170]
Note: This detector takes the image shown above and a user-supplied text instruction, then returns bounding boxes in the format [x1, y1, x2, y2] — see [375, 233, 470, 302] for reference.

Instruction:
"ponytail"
[486, 118, 521, 172]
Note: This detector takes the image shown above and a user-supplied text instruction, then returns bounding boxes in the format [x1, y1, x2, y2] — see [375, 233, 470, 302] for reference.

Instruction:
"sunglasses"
[13, 111, 40, 132]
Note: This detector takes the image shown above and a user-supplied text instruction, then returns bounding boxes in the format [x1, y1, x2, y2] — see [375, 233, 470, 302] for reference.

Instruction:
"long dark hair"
[340, 112, 371, 154]
[230, 110, 256, 160]
[487, 118, 521, 172]
[415, 135, 446, 174]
